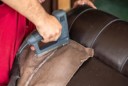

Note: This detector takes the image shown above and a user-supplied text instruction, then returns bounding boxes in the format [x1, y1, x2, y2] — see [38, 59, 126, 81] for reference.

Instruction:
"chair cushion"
[68, 6, 128, 76]
[67, 57, 128, 86]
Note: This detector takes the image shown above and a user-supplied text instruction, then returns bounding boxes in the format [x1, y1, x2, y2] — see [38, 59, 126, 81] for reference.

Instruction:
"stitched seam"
[69, 8, 94, 30]
[25, 50, 57, 86]
[90, 19, 120, 48]
[120, 56, 128, 72]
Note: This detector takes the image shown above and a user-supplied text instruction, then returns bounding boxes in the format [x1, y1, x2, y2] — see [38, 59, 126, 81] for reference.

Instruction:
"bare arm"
[2, 0, 47, 26]
[2, 0, 62, 43]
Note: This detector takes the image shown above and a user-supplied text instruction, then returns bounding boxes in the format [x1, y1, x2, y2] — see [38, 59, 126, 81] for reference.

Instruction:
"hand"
[73, 0, 97, 9]
[36, 13, 62, 43]
[37, 0, 62, 43]
[39, 0, 45, 3]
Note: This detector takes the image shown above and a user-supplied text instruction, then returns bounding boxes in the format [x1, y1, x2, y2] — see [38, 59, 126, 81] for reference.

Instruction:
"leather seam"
[25, 51, 56, 86]
[120, 56, 128, 72]
[90, 19, 121, 48]
[69, 8, 94, 30]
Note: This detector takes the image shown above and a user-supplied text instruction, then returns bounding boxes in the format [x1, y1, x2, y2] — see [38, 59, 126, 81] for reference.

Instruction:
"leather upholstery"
[42, 0, 58, 14]
[67, 58, 128, 86]
[68, 6, 117, 47]
[67, 5, 128, 85]
[93, 20, 128, 76]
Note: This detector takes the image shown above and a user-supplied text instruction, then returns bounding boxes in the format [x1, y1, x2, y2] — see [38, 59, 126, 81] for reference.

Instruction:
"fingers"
[73, 0, 97, 9]
[30, 27, 61, 51]
[86, 1, 97, 9]
[41, 28, 62, 43]
[73, 0, 84, 8]
[36, 15, 62, 43]
[30, 46, 35, 50]
[39, 0, 45, 3]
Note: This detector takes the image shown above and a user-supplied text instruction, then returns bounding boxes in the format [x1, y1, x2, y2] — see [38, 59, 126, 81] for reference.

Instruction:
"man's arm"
[2, 0, 62, 43]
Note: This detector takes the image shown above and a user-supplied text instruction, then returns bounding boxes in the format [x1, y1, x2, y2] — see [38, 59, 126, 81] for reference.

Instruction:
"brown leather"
[68, 5, 117, 46]
[9, 40, 93, 86]
[68, 5, 128, 76]
[41, 0, 58, 14]
[67, 57, 128, 86]
[67, 5, 128, 86]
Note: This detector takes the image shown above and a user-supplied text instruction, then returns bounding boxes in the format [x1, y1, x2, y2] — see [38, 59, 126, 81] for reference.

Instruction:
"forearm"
[2, 0, 47, 26]
[2, 0, 62, 43]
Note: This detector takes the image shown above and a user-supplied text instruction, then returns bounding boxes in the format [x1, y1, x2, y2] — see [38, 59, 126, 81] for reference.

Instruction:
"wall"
[58, 0, 71, 11]
[94, 0, 128, 21]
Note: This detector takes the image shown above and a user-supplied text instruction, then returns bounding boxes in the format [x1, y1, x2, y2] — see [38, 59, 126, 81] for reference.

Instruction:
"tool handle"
[27, 30, 42, 44]
[27, 10, 68, 45]
[28, 10, 69, 54]
[52, 10, 69, 39]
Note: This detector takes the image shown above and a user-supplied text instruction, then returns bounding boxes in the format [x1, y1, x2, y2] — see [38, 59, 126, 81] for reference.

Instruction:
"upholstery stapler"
[17, 10, 69, 56]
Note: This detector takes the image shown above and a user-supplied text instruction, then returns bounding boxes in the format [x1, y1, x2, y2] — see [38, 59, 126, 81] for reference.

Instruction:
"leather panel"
[67, 58, 128, 86]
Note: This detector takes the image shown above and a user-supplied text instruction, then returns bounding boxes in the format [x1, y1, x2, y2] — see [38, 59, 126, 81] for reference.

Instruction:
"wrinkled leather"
[8, 40, 94, 86]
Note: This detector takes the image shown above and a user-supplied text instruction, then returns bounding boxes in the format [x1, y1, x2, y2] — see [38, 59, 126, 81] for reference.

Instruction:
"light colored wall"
[58, 0, 71, 11]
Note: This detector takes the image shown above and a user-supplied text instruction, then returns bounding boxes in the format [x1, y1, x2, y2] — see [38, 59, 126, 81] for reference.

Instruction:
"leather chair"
[67, 5, 128, 86]
[42, 0, 58, 14]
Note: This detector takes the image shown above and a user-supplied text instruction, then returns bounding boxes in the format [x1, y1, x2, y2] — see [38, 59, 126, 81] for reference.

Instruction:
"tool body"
[17, 10, 69, 56]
